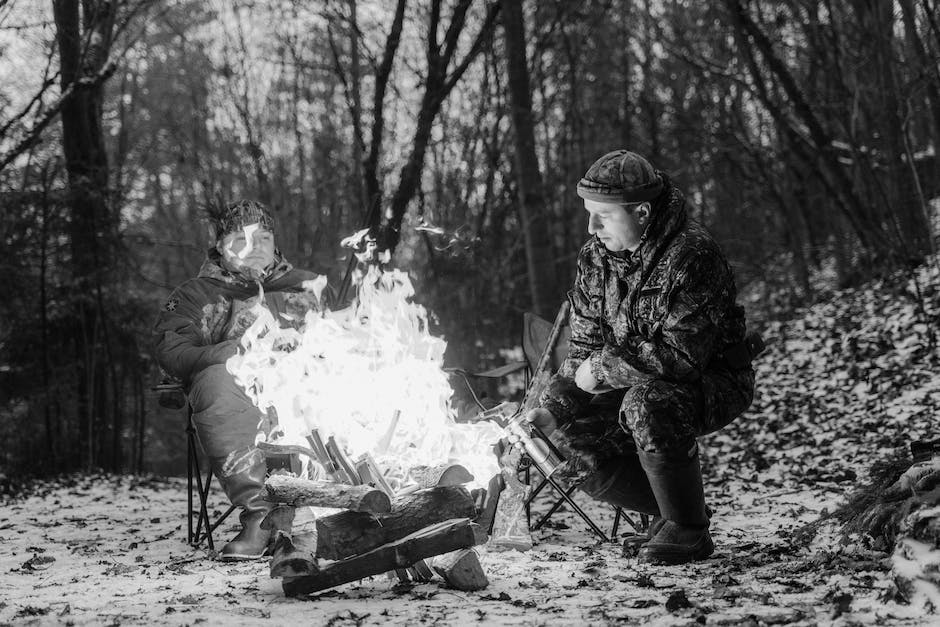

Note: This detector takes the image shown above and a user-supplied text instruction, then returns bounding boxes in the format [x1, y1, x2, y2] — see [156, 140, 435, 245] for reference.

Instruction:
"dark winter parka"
[153, 250, 330, 386]
[540, 175, 754, 455]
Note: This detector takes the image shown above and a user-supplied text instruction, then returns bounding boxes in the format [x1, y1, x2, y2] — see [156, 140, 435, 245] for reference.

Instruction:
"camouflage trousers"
[554, 367, 755, 479]
[187, 364, 268, 479]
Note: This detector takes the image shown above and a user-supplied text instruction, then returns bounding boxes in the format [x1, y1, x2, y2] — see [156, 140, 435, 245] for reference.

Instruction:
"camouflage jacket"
[541, 175, 748, 425]
[153, 250, 331, 385]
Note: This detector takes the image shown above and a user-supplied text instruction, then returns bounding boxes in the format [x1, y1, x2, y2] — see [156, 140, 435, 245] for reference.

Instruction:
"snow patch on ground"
[0, 472, 931, 625]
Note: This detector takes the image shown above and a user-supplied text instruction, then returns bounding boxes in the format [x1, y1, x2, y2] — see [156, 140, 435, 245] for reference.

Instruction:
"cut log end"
[260, 505, 296, 533]
[270, 530, 318, 579]
[408, 463, 474, 490]
[431, 548, 488, 591]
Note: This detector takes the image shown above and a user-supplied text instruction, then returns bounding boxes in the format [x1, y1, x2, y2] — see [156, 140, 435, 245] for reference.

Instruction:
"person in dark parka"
[153, 200, 331, 561]
[526, 150, 757, 565]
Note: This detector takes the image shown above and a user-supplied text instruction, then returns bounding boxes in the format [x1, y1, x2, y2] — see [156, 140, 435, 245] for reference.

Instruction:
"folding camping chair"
[450, 304, 649, 543]
[155, 379, 236, 550]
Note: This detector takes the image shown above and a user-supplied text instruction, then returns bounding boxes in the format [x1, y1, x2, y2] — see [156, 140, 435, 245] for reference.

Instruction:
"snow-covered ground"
[0, 468, 930, 625]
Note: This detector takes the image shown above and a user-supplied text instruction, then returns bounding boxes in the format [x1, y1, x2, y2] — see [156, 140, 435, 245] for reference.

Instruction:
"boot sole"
[219, 548, 271, 562]
[636, 534, 715, 565]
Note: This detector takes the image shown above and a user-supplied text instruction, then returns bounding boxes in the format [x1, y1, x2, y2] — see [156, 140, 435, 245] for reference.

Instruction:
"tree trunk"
[500, 0, 556, 318]
[52, 0, 117, 470]
[856, 0, 930, 263]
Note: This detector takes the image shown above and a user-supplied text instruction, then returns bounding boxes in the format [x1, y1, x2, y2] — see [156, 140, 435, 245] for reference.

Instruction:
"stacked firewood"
[258, 435, 499, 597]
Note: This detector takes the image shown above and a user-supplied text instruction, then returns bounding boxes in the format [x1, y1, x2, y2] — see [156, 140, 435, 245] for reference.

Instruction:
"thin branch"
[327, 22, 367, 156]
[0, 58, 118, 173]
[443, 1, 501, 93]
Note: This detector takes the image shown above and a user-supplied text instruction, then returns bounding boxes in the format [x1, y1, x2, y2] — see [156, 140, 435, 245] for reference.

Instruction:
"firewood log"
[430, 548, 488, 591]
[407, 463, 474, 489]
[281, 518, 480, 596]
[260, 505, 296, 534]
[270, 530, 319, 578]
[314, 485, 475, 561]
[267, 485, 476, 579]
[474, 473, 505, 535]
[262, 475, 391, 513]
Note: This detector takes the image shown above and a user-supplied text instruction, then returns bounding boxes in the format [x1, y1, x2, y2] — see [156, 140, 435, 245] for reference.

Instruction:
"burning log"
[262, 475, 391, 513]
[282, 518, 480, 597]
[430, 548, 488, 591]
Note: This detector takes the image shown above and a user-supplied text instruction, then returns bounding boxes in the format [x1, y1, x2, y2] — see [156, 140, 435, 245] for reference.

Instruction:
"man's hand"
[574, 357, 611, 394]
[524, 407, 557, 438]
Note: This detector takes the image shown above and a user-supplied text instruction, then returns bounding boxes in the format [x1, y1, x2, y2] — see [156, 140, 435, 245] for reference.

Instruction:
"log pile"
[260, 440, 494, 596]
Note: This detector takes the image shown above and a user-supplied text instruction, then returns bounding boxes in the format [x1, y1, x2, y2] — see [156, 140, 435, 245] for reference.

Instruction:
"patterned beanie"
[576, 150, 663, 203]
[207, 199, 275, 240]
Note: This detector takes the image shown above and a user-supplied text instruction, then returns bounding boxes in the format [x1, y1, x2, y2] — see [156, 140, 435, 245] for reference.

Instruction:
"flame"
[225, 261, 502, 490]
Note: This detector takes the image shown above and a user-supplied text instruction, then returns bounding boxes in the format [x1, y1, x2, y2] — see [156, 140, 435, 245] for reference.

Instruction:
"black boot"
[215, 455, 273, 561]
[221, 509, 271, 561]
[636, 446, 713, 565]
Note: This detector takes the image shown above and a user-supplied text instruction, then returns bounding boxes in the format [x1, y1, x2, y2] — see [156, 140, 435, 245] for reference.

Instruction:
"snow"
[0, 471, 930, 625]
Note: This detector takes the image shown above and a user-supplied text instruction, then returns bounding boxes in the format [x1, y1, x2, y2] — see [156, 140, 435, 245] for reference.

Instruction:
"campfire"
[224, 240, 519, 596]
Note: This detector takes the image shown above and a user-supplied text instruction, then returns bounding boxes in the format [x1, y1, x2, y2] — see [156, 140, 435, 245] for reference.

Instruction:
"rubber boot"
[636, 446, 714, 565]
[215, 456, 274, 561]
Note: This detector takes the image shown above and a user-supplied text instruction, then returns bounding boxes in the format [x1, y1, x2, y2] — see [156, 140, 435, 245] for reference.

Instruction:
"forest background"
[0, 0, 938, 479]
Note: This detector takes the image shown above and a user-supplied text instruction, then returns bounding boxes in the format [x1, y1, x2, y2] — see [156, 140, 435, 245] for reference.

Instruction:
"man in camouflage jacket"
[153, 200, 331, 561]
[527, 151, 756, 565]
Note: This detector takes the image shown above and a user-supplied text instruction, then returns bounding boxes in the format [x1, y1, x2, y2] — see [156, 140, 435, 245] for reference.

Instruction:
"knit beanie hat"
[576, 150, 663, 203]
[207, 199, 275, 241]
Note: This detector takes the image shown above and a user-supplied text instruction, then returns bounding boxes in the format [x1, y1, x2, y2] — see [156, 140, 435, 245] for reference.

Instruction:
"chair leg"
[612, 507, 622, 537]
[524, 464, 531, 529]
[206, 504, 237, 540]
[531, 484, 578, 530]
[190, 445, 215, 550]
[527, 467, 610, 543]
[186, 411, 195, 546]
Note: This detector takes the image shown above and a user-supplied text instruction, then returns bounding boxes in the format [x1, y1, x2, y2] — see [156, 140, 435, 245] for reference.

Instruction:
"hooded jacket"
[153, 250, 331, 385]
[541, 175, 749, 425]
